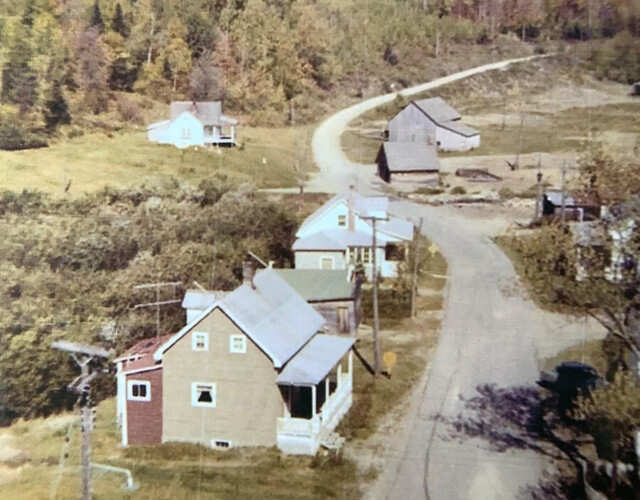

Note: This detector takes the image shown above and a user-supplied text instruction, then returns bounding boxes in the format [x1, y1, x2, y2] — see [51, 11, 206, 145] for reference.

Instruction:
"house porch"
[276, 339, 354, 455]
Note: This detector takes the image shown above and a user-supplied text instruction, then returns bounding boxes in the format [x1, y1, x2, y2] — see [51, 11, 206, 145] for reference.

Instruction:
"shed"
[376, 142, 440, 184]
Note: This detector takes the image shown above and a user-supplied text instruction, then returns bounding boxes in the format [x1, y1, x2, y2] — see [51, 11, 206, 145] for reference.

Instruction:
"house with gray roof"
[117, 266, 355, 455]
[376, 142, 440, 185]
[147, 101, 238, 149]
[293, 187, 414, 279]
[388, 97, 480, 152]
[274, 269, 362, 335]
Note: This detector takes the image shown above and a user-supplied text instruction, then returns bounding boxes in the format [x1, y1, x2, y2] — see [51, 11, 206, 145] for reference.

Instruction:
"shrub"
[0, 122, 48, 151]
[414, 187, 444, 195]
[116, 97, 143, 124]
[450, 186, 466, 195]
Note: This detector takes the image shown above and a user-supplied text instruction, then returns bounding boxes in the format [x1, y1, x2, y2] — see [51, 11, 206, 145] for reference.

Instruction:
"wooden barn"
[376, 142, 440, 185]
[388, 97, 480, 152]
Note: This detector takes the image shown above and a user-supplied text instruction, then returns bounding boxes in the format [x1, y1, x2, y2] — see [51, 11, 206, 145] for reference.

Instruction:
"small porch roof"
[277, 334, 355, 386]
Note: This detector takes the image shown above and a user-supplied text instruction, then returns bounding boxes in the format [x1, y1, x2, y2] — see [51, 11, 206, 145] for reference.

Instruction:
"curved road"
[311, 56, 551, 499]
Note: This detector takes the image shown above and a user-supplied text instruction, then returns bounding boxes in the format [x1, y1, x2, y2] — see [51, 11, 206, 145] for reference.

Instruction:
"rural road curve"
[310, 55, 552, 499]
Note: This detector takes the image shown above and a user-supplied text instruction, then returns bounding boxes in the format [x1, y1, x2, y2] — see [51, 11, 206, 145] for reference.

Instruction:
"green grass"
[0, 399, 360, 499]
[340, 130, 383, 165]
[542, 339, 607, 375]
[0, 126, 315, 196]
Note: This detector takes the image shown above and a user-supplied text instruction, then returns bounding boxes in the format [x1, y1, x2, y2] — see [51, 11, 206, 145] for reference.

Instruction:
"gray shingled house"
[274, 269, 362, 335]
[376, 142, 440, 185]
[388, 97, 480, 151]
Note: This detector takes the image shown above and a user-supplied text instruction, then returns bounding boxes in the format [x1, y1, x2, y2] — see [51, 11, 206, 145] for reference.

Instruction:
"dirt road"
[310, 55, 574, 499]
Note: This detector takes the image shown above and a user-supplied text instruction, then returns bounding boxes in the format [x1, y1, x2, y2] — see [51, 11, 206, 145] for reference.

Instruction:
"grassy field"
[0, 126, 315, 197]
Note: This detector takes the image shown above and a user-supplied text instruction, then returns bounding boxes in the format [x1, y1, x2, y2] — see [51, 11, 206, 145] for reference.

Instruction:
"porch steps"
[319, 430, 345, 451]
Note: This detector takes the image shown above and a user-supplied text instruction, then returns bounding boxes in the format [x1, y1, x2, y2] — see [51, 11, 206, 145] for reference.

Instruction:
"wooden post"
[337, 363, 342, 386]
[325, 377, 330, 399]
[372, 218, 382, 376]
[311, 385, 317, 416]
[81, 402, 92, 500]
[411, 218, 424, 318]
[561, 160, 567, 225]
[535, 154, 542, 222]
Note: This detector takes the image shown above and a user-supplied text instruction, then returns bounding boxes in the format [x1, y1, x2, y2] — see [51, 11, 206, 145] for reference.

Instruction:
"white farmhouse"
[293, 188, 414, 279]
[147, 101, 237, 149]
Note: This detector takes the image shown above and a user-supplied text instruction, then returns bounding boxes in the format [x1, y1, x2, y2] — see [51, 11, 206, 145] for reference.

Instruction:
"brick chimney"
[242, 256, 255, 289]
[347, 185, 356, 232]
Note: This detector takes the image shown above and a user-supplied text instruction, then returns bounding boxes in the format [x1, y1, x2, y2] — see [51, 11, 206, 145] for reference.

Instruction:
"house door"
[321, 257, 334, 270]
[337, 306, 350, 334]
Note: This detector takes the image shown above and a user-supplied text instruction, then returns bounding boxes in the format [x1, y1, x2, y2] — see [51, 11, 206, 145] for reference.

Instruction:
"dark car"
[537, 361, 604, 414]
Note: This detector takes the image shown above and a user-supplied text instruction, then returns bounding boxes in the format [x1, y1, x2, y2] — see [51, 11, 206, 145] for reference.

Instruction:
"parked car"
[537, 361, 604, 414]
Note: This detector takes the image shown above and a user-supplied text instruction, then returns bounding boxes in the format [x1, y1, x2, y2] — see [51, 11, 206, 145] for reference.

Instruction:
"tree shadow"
[437, 383, 588, 499]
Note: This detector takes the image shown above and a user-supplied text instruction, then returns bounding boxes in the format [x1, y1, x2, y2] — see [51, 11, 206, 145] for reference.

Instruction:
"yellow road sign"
[383, 351, 397, 375]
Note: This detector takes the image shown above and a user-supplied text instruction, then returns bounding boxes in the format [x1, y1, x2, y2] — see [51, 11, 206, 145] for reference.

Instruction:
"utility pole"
[534, 153, 543, 222]
[411, 218, 424, 318]
[361, 214, 389, 376]
[52, 342, 111, 500]
[133, 281, 182, 338]
[561, 160, 567, 225]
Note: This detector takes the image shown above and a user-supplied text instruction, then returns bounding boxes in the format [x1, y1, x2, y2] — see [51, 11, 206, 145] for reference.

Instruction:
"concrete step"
[319, 430, 346, 451]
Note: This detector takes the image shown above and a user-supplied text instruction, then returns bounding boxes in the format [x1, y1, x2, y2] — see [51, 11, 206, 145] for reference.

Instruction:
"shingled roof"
[379, 142, 440, 173]
[169, 102, 237, 127]
[273, 269, 355, 302]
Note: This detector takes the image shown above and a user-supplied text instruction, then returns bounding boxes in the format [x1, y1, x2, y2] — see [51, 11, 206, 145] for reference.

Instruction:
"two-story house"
[293, 187, 414, 279]
[115, 267, 355, 455]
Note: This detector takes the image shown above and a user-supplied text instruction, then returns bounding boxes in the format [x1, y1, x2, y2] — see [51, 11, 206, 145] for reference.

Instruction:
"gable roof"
[155, 268, 324, 368]
[273, 269, 354, 302]
[182, 289, 219, 310]
[438, 120, 480, 138]
[277, 334, 355, 386]
[379, 142, 440, 173]
[296, 189, 390, 237]
[413, 97, 461, 123]
[170, 102, 223, 127]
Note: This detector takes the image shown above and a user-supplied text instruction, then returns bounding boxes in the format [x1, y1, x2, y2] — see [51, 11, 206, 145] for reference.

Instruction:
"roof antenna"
[193, 281, 207, 292]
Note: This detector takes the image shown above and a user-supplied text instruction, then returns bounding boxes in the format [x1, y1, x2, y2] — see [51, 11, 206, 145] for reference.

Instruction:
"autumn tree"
[189, 50, 224, 101]
[77, 27, 111, 113]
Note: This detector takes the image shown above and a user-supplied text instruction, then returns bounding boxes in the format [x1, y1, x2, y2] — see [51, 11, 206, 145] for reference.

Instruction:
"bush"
[0, 122, 48, 151]
[116, 97, 143, 124]
[450, 186, 466, 195]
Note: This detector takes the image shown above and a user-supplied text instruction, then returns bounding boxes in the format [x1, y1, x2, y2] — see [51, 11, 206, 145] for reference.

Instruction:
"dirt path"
[310, 55, 606, 500]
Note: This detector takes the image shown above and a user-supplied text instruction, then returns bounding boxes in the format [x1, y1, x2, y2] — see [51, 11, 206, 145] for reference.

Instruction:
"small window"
[127, 380, 151, 402]
[192, 382, 216, 407]
[321, 257, 334, 270]
[338, 214, 347, 227]
[192, 332, 209, 351]
[230, 334, 247, 354]
[182, 128, 191, 139]
[362, 247, 372, 265]
[212, 439, 232, 449]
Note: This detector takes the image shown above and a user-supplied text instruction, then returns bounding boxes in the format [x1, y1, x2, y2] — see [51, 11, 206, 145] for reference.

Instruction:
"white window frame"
[181, 127, 191, 139]
[127, 380, 151, 402]
[337, 214, 347, 227]
[229, 334, 247, 354]
[191, 382, 216, 408]
[362, 247, 373, 265]
[192, 331, 209, 352]
[320, 256, 335, 270]
[211, 439, 232, 449]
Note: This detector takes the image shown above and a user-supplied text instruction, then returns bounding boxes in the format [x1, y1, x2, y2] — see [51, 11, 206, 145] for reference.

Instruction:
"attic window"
[127, 381, 151, 402]
[192, 332, 209, 351]
[338, 214, 347, 227]
[192, 382, 216, 407]
[181, 128, 191, 139]
[229, 335, 246, 354]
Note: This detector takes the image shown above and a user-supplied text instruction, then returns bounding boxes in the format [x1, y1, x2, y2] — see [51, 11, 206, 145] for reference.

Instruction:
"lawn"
[0, 126, 315, 196]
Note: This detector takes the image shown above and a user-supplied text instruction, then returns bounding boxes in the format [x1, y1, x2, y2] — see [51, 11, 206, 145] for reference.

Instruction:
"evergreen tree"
[1, 23, 37, 112]
[44, 80, 72, 132]
[111, 3, 129, 38]
[90, 0, 105, 33]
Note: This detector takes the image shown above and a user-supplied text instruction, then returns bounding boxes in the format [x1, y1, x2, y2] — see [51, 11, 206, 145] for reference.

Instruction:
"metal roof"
[545, 190, 576, 207]
[155, 269, 325, 368]
[293, 229, 390, 251]
[375, 217, 415, 241]
[413, 97, 461, 123]
[439, 120, 480, 138]
[273, 269, 354, 302]
[170, 102, 224, 126]
[182, 290, 218, 310]
[276, 334, 355, 386]
[381, 142, 440, 173]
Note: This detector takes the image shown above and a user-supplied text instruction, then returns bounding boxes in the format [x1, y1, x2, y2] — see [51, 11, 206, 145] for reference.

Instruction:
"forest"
[0, 0, 639, 149]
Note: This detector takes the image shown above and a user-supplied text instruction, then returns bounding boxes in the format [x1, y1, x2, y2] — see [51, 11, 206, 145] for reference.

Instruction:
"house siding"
[388, 104, 437, 143]
[157, 112, 204, 148]
[435, 126, 480, 152]
[295, 251, 346, 271]
[313, 300, 358, 335]
[126, 368, 163, 445]
[162, 308, 283, 448]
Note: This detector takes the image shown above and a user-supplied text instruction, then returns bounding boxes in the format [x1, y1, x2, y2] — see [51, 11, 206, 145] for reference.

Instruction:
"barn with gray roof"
[388, 97, 480, 152]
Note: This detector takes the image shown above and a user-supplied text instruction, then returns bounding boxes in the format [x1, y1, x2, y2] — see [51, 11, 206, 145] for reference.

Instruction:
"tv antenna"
[132, 281, 182, 338]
